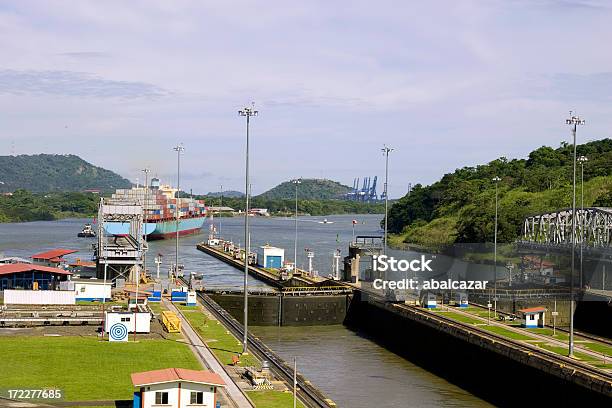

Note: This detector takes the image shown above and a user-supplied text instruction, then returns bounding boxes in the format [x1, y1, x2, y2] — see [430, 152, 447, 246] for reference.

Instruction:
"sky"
[0, 0, 611, 197]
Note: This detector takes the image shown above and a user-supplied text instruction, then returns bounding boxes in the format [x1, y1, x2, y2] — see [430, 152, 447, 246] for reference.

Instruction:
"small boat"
[318, 218, 334, 224]
[77, 223, 96, 238]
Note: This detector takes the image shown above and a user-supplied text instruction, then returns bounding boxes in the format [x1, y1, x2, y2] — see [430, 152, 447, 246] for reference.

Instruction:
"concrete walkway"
[163, 299, 253, 408]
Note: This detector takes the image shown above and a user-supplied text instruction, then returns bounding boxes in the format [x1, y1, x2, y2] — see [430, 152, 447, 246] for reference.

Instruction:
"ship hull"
[105, 217, 205, 240]
[148, 217, 205, 240]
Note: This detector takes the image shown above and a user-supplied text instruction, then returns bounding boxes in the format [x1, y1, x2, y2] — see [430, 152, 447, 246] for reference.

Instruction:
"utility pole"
[381, 145, 393, 255]
[173, 144, 185, 279]
[578, 155, 588, 289]
[239, 104, 258, 355]
[566, 111, 585, 357]
[492, 176, 501, 316]
[292, 178, 302, 270]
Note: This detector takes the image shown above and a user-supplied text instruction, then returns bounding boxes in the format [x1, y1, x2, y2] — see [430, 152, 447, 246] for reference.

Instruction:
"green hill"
[387, 138, 612, 248]
[257, 178, 351, 200]
[206, 190, 244, 198]
[0, 154, 131, 193]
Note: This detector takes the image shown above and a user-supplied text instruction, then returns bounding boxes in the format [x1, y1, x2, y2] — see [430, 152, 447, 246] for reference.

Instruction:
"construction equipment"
[161, 310, 181, 333]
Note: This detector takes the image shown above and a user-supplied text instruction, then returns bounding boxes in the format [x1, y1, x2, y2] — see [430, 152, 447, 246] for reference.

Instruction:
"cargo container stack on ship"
[104, 177, 207, 240]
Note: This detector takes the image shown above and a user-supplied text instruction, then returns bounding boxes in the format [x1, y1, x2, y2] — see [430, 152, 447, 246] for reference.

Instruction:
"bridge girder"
[522, 207, 612, 248]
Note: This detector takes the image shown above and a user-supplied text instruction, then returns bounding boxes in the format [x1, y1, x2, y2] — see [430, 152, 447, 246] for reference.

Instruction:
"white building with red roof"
[518, 306, 546, 328]
[131, 368, 225, 408]
[31, 249, 77, 267]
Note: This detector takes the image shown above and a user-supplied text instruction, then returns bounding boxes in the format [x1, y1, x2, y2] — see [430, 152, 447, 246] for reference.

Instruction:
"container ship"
[104, 178, 207, 240]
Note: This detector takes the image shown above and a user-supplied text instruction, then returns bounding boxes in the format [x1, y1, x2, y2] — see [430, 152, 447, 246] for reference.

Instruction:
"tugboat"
[77, 223, 96, 238]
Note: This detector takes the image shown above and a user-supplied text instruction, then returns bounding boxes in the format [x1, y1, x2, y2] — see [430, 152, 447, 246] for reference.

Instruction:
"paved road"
[163, 299, 253, 408]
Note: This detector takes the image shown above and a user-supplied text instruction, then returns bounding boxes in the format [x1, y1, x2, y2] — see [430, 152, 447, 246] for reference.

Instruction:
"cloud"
[0, 69, 169, 99]
[56, 51, 111, 59]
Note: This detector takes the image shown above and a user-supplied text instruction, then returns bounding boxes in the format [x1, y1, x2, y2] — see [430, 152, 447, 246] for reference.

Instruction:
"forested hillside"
[0, 154, 131, 193]
[0, 190, 99, 222]
[387, 139, 612, 247]
[258, 179, 351, 200]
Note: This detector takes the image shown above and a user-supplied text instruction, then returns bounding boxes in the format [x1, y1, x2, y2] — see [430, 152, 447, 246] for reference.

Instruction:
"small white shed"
[131, 367, 225, 408]
[105, 311, 151, 335]
[519, 307, 546, 328]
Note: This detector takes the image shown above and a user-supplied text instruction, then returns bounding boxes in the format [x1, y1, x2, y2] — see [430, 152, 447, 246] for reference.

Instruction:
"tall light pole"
[492, 176, 501, 315]
[142, 168, 150, 277]
[219, 184, 223, 238]
[566, 111, 585, 357]
[578, 155, 588, 289]
[239, 104, 257, 355]
[173, 144, 184, 278]
[381, 145, 393, 255]
[292, 178, 302, 270]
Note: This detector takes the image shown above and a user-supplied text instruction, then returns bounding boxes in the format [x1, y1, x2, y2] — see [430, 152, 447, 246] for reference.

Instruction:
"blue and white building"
[257, 245, 284, 269]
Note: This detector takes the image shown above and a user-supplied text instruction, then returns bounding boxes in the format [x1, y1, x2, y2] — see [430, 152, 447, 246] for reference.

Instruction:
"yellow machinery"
[161, 311, 181, 333]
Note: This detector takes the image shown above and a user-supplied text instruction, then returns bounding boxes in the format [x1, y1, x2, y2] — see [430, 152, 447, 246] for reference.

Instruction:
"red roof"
[519, 307, 546, 314]
[131, 368, 225, 387]
[31, 249, 77, 260]
[0, 263, 73, 277]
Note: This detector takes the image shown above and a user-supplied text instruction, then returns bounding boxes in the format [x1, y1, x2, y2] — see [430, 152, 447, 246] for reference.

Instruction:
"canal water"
[0, 215, 492, 407]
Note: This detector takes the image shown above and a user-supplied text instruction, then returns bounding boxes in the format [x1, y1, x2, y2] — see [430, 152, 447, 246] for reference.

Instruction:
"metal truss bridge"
[521, 207, 612, 254]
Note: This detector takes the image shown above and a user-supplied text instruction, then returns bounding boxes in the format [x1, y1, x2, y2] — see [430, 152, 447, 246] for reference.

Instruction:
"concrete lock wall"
[343, 292, 612, 407]
[208, 293, 348, 326]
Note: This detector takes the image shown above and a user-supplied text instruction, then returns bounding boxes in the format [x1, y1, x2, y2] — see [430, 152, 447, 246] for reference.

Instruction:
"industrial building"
[131, 368, 225, 408]
[257, 245, 284, 269]
[0, 263, 72, 290]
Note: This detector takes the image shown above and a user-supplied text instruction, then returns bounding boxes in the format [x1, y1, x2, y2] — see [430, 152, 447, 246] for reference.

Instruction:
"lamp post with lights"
[492, 175, 501, 315]
[566, 112, 585, 357]
[381, 145, 393, 255]
[578, 155, 588, 289]
[173, 145, 184, 279]
[292, 178, 302, 270]
[238, 104, 258, 355]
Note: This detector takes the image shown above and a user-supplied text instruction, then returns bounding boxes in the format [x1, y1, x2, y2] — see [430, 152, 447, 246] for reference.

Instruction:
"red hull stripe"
[148, 227, 202, 240]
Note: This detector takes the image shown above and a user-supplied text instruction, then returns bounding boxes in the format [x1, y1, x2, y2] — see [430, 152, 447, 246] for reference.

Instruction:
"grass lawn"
[246, 390, 306, 408]
[536, 344, 600, 362]
[524, 327, 569, 341]
[434, 311, 482, 325]
[180, 306, 259, 368]
[0, 336, 201, 401]
[479, 325, 536, 341]
[581, 342, 612, 357]
[462, 307, 495, 319]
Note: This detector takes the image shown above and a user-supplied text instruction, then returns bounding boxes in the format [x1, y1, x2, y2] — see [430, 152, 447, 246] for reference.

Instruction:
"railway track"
[193, 290, 335, 408]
